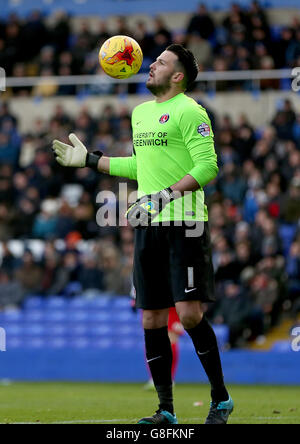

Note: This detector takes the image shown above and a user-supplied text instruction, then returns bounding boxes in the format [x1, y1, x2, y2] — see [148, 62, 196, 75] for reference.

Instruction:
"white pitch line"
[0, 419, 138, 425]
[1, 416, 299, 424]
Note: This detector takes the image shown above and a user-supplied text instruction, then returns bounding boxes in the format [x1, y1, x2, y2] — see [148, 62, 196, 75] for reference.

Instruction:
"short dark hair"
[166, 44, 199, 89]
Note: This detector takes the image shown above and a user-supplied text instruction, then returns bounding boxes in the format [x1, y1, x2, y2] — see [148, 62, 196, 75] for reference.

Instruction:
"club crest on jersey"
[159, 114, 170, 124]
[197, 123, 210, 137]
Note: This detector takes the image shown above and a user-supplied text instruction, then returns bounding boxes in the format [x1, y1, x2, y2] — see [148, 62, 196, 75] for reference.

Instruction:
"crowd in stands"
[1, 1, 300, 95]
[0, 0, 300, 347]
[0, 93, 300, 347]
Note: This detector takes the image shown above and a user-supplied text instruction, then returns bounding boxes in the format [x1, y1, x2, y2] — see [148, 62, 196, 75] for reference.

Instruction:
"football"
[99, 35, 143, 79]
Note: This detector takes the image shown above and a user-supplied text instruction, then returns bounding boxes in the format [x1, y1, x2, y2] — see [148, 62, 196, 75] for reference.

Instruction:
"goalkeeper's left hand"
[126, 187, 175, 227]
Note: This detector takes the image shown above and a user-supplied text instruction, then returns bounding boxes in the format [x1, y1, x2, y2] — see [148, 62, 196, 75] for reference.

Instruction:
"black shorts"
[133, 222, 215, 310]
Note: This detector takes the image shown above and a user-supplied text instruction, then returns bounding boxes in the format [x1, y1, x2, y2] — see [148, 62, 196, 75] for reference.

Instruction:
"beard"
[146, 73, 172, 96]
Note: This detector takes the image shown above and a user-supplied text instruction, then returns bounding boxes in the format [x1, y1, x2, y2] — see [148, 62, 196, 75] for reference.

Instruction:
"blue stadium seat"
[0, 292, 230, 352]
[136, 82, 151, 95]
[115, 338, 141, 349]
[42, 310, 67, 323]
[4, 324, 24, 336]
[271, 340, 292, 352]
[280, 78, 292, 91]
[65, 310, 88, 323]
[69, 338, 91, 349]
[46, 324, 67, 336]
[23, 310, 44, 323]
[213, 324, 230, 349]
[6, 337, 23, 349]
[117, 325, 136, 336]
[23, 296, 44, 310]
[89, 338, 113, 349]
[270, 24, 283, 41]
[279, 223, 297, 257]
[88, 324, 113, 337]
[23, 324, 47, 337]
[24, 338, 46, 349]
[85, 311, 111, 322]
[178, 336, 195, 351]
[88, 296, 113, 309]
[48, 338, 68, 349]
[112, 311, 135, 322]
[2, 309, 23, 323]
[67, 297, 90, 310]
[111, 296, 132, 309]
[44, 297, 68, 310]
[67, 325, 88, 337]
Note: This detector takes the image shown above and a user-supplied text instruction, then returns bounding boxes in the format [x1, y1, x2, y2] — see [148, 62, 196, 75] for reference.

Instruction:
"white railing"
[4, 69, 294, 88]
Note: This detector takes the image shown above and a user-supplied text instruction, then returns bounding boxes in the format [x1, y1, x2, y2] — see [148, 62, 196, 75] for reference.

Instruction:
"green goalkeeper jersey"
[109, 92, 218, 222]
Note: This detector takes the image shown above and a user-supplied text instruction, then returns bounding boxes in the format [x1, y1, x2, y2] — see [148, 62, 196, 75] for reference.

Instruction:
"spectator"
[249, 271, 279, 325]
[1, 242, 19, 274]
[50, 10, 71, 54]
[0, 270, 24, 309]
[186, 4, 215, 40]
[46, 251, 80, 296]
[286, 241, 300, 309]
[14, 250, 42, 296]
[76, 20, 94, 52]
[0, 131, 20, 167]
[0, 204, 15, 240]
[133, 21, 154, 59]
[286, 28, 300, 67]
[32, 199, 59, 239]
[153, 16, 172, 46]
[281, 177, 300, 223]
[33, 68, 58, 97]
[101, 244, 132, 295]
[0, 103, 18, 129]
[39, 249, 61, 296]
[4, 21, 22, 75]
[21, 10, 48, 61]
[79, 252, 104, 293]
[273, 27, 294, 68]
[213, 281, 253, 347]
[219, 163, 247, 204]
[186, 33, 213, 69]
[94, 20, 110, 48]
[114, 16, 132, 37]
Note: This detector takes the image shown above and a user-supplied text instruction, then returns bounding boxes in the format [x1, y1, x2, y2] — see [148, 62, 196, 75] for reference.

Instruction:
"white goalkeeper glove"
[53, 133, 87, 168]
[52, 133, 103, 170]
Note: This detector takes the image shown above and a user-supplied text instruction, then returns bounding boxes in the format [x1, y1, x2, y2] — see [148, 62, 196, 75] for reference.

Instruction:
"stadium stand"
[0, 90, 299, 348]
[1, 1, 300, 95]
[0, 2, 299, 383]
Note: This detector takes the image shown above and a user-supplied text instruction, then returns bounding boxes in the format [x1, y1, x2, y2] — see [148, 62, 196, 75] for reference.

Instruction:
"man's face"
[146, 50, 179, 96]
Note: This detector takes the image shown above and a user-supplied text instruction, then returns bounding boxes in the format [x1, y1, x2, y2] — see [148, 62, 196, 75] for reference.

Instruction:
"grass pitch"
[0, 382, 299, 424]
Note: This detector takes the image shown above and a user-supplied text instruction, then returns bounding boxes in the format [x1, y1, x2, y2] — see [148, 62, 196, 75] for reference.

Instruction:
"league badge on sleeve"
[197, 122, 211, 137]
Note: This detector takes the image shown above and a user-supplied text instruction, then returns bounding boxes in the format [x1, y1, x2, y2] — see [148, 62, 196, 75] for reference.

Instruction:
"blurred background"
[0, 0, 299, 384]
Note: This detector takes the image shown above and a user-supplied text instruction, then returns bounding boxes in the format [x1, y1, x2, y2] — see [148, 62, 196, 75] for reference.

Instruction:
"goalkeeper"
[53, 44, 233, 425]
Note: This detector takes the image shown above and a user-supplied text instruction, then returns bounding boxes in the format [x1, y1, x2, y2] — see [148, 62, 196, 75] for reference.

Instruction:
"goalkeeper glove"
[126, 187, 175, 227]
[52, 133, 103, 170]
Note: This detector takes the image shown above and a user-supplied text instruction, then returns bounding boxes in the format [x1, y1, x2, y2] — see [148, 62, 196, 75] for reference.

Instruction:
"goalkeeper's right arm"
[53, 133, 136, 178]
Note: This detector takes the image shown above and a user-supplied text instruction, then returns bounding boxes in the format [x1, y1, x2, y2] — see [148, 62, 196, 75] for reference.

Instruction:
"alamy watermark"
[0, 328, 6, 352]
[95, 183, 205, 237]
[291, 327, 300, 352]
[0, 67, 6, 92]
[291, 67, 300, 92]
